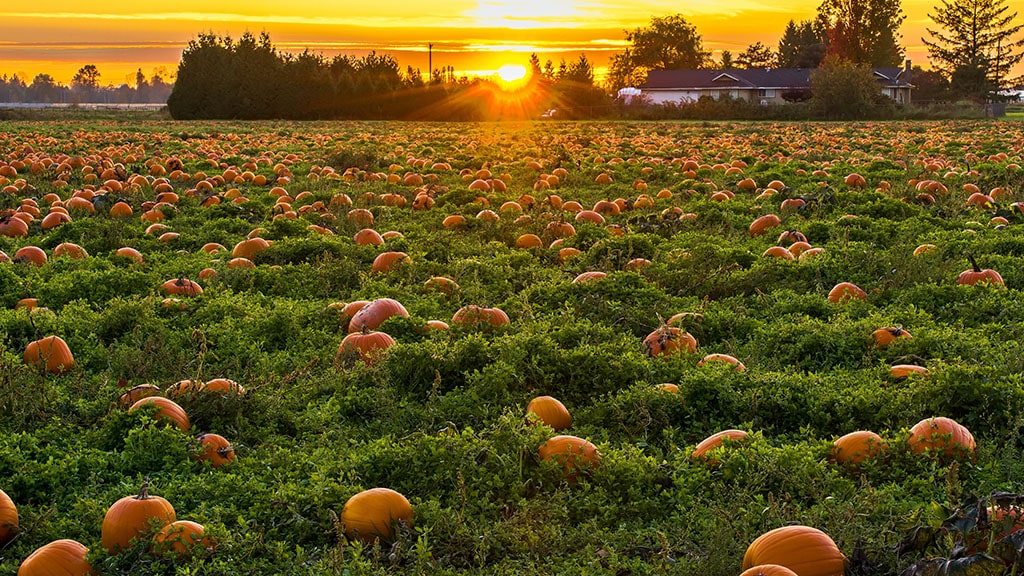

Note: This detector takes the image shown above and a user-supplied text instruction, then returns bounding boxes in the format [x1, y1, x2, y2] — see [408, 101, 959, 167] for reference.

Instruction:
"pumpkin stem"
[137, 477, 151, 500]
[217, 446, 234, 457]
[966, 253, 981, 273]
[361, 325, 370, 335]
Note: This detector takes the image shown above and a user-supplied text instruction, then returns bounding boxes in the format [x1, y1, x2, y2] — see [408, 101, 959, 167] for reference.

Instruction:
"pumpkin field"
[2, 119, 1024, 575]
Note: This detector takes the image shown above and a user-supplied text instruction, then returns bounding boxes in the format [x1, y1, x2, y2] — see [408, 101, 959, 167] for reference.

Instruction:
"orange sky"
[0, 0, 1020, 87]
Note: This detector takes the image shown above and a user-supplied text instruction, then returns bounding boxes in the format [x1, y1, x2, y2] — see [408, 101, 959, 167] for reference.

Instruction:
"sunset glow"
[0, 0, 1021, 86]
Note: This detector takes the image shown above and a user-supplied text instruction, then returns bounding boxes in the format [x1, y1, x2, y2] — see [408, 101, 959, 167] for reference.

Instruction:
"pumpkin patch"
[1, 120, 1023, 575]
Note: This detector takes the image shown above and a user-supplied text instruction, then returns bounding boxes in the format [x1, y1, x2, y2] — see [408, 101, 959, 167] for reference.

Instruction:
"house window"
[729, 90, 739, 99]
[761, 89, 776, 98]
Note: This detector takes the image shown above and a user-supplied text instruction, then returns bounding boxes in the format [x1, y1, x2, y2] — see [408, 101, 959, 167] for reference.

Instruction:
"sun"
[495, 64, 529, 89]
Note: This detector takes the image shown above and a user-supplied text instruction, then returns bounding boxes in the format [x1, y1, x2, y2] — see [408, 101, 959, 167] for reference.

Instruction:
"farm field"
[1, 119, 1024, 575]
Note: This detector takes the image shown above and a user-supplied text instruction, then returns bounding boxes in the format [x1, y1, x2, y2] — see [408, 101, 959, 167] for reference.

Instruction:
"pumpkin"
[844, 173, 867, 187]
[101, 479, 176, 554]
[338, 328, 396, 364]
[114, 247, 144, 263]
[118, 384, 161, 409]
[0, 214, 29, 237]
[164, 379, 203, 398]
[129, 396, 191, 432]
[353, 228, 384, 246]
[872, 326, 911, 347]
[0, 488, 17, 545]
[341, 488, 414, 543]
[451, 305, 510, 330]
[14, 246, 47, 267]
[515, 234, 543, 249]
[153, 520, 213, 556]
[908, 416, 975, 460]
[573, 271, 607, 283]
[749, 214, 781, 236]
[526, 396, 572, 431]
[742, 525, 845, 576]
[642, 325, 697, 359]
[913, 244, 937, 256]
[692, 429, 748, 462]
[371, 251, 410, 273]
[763, 246, 795, 260]
[698, 353, 745, 371]
[890, 364, 929, 378]
[655, 383, 681, 395]
[24, 336, 75, 374]
[425, 319, 449, 331]
[832, 431, 886, 468]
[53, 242, 88, 259]
[740, 565, 799, 576]
[348, 298, 409, 333]
[203, 378, 245, 396]
[161, 278, 203, 297]
[538, 435, 601, 482]
[195, 433, 236, 468]
[18, 539, 93, 576]
[957, 255, 1004, 286]
[424, 276, 459, 294]
[827, 282, 866, 303]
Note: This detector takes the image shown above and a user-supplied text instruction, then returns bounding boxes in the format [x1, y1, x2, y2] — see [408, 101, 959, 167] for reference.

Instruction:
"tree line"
[0, 66, 172, 105]
[165, 31, 606, 120]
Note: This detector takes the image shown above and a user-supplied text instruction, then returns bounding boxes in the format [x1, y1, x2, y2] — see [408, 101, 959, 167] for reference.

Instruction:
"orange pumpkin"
[153, 520, 214, 556]
[341, 488, 414, 543]
[827, 282, 866, 303]
[371, 251, 410, 273]
[14, 246, 47, 267]
[348, 298, 409, 333]
[18, 539, 94, 576]
[742, 525, 845, 576]
[118, 384, 161, 409]
[832, 430, 886, 468]
[353, 228, 384, 246]
[195, 433, 236, 468]
[642, 325, 697, 359]
[538, 435, 601, 482]
[890, 364, 929, 378]
[697, 353, 745, 370]
[160, 278, 203, 297]
[527, 396, 572, 431]
[101, 480, 177, 554]
[908, 416, 975, 460]
[740, 564, 799, 576]
[129, 397, 191, 432]
[24, 336, 75, 374]
[692, 429, 748, 462]
[749, 214, 781, 236]
[872, 327, 912, 347]
[573, 271, 607, 283]
[451, 305, 510, 330]
[338, 329, 396, 364]
[424, 276, 459, 294]
[53, 242, 88, 259]
[232, 237, 270, 260]
[0, 488, 17, 545]
[957, 255, 1004, 286]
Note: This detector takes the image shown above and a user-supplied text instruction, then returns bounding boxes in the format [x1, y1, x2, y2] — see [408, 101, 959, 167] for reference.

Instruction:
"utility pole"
[428, 43, 433, 83]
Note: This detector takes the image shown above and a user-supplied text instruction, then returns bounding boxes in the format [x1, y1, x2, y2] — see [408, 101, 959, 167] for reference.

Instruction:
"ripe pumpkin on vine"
[872, 326, 912, 348]
[908, 416, 975, 460]
[742, 525, 845, 576]
[957, 254, 1004, 286]
[101, 479, 176, 554]
[341, 488, 414, 543]
[451, 305, 510, 330]
[129, 396, 191, 432]
[24, 336, 75, 374]
[642, 325, 697, 359]
[348, 298, 409, 333]
[538, 435, 601, 482]
[832, 430, 886, 468]
[526, 396, 572, 431]
[338, 328, 396, 364]
[160, 277, 203, 297]
[153, 520, 214, 557]
[0, 488, 17, 545]
[18, 539, 94, 576]
[194, 433, 236, 468]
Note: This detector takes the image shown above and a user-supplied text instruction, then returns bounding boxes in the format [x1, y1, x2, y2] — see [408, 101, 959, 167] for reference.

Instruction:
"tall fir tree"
[923, 0, 1024, 99]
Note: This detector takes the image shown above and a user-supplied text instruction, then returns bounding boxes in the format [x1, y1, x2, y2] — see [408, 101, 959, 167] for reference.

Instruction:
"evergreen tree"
[737, 42, 777, 68]
[923, 0, 1024, 99]
[778, 19, 829, 68]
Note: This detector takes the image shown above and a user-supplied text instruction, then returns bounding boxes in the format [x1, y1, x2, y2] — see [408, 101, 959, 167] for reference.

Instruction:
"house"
[637, 61, 913, 105]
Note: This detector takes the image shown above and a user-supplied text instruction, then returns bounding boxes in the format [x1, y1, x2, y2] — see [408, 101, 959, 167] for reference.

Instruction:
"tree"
[737, 42, 776, 68]
[778, 19, 829, 68]
[810, 55, 893, 118]
[817, 0, 905, 66]
[72, 65, 101, 90]
[609, 14, 710, 89]
[28, 74, 59, 103]
[909, 65, 951, 101]
[923, 0, 1024, 100]
[720, 50, 735, 69]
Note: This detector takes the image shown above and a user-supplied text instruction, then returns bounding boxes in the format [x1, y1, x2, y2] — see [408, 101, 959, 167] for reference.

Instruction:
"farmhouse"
[637, 61, 913, 105]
